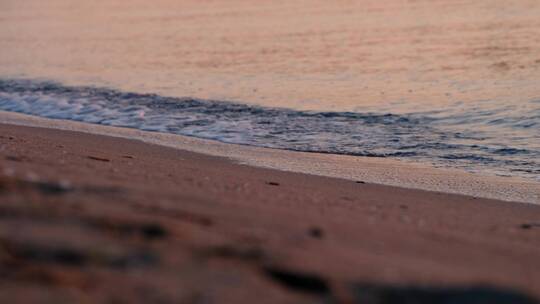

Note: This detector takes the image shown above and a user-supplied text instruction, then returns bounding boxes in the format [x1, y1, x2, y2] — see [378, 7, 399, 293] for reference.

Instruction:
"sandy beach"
[1, 122, 540, 303]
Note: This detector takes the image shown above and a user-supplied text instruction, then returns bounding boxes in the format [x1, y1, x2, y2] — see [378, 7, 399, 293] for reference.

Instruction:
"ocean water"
[0, 0, 539, 182]
[0, 79, 538, 181]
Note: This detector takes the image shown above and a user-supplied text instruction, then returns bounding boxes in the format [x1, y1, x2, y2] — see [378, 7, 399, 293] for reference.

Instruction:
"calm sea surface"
[1, 0, 539, 180]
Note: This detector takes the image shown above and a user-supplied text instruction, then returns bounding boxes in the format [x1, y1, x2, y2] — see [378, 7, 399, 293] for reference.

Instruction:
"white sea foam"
[1, 110, 538, 204]
[1, 79, 539, 183]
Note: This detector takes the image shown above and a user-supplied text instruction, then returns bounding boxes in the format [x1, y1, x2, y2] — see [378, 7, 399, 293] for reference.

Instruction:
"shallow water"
[0, 0, 539, 181]
[1, 79, 538, 181]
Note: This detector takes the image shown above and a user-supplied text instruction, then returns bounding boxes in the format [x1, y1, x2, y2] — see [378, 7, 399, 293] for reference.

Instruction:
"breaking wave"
[1, 79, 539, 180]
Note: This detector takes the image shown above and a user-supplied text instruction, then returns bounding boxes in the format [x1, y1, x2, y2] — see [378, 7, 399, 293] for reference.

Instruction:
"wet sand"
[2, 110, 538, 204]
[1, 123, 540, 303]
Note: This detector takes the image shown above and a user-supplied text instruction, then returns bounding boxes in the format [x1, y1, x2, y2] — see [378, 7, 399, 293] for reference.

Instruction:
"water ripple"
[0, 79, 538, 181]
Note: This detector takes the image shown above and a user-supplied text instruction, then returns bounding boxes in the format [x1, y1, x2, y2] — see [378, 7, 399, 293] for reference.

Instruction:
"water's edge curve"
[1, 110, 538, 204]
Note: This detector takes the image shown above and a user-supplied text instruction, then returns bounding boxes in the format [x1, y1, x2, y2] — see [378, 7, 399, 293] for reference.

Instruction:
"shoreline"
[1, 121, 540, 302]
[1, 110, 538, 204]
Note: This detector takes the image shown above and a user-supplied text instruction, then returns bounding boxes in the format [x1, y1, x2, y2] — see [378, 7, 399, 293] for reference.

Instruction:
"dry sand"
[1, 123, 540, 303]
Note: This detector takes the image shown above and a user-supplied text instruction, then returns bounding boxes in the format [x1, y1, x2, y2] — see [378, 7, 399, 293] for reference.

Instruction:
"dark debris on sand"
[87, 155, 111, 162]
[308, 227, 324, 239]
[520, 223, 540, 230]
[263, 266, 331, 295]
[350, 283, 539, 304]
